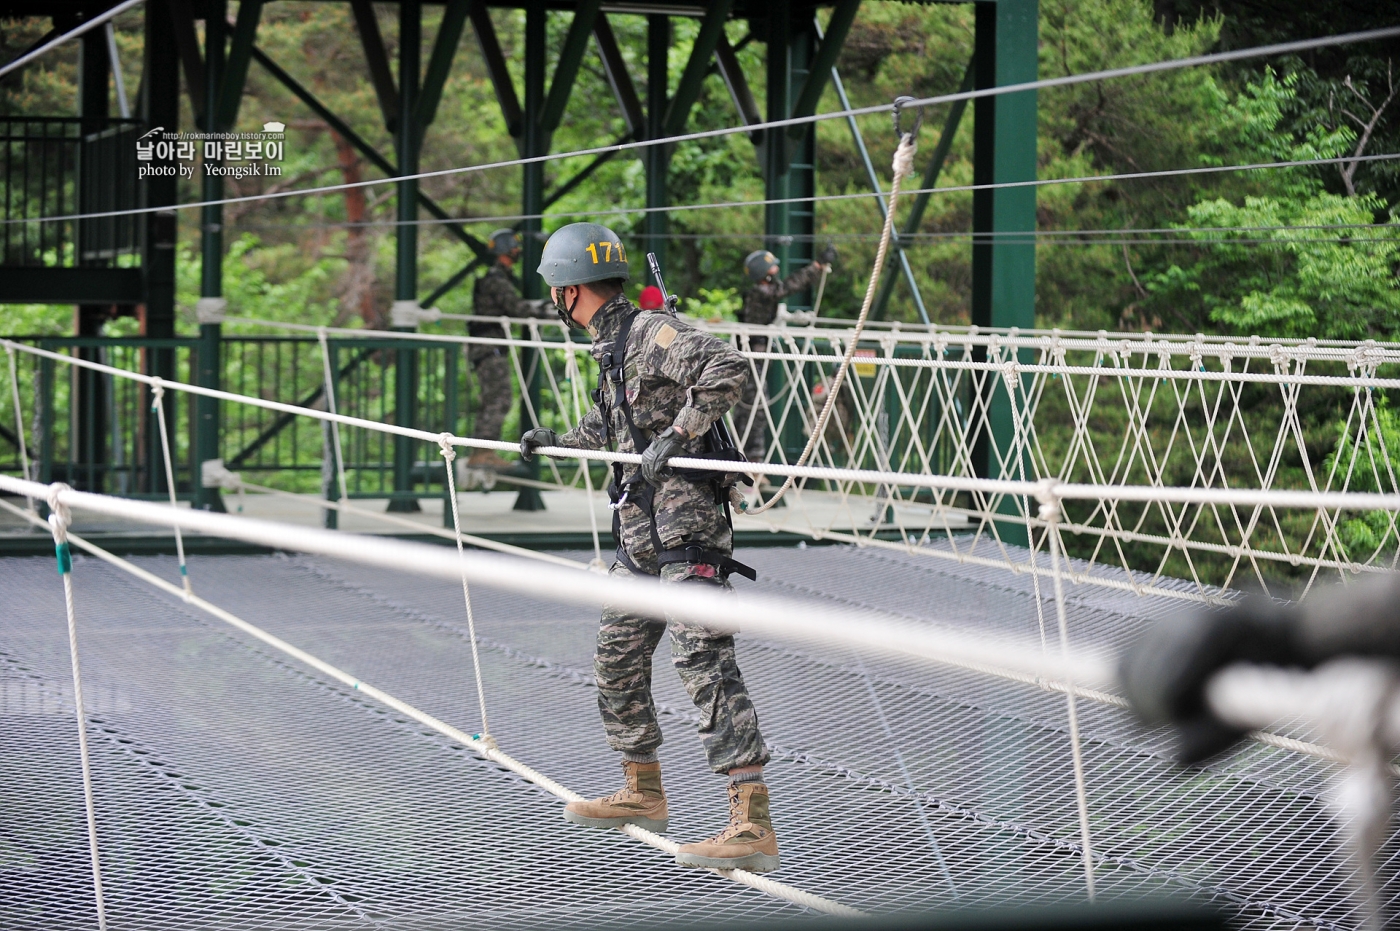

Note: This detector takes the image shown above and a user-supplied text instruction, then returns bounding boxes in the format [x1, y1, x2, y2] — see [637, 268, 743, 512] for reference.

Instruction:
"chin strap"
[555, 289, 584, 329]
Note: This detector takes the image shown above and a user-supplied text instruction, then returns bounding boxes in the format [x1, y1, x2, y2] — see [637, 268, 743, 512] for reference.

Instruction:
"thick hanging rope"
[46, 486, 109, 931]
[150, 380, 191, 595]
[6, 343, 34, 512]
[746, 130, 918, 514]
[439, 435, 495, 747]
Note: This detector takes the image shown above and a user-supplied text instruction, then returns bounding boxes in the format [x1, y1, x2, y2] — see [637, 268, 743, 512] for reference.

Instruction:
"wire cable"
[9, 25, 1399, 227]
[0, 0, 145, 81]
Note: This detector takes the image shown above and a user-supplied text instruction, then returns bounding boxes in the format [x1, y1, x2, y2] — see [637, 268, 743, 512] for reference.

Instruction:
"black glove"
[640, 426, 687, 485]
[1119, 598, 1296, 764]
[520, 427, 559, 462]
[817, 244, 837, 266]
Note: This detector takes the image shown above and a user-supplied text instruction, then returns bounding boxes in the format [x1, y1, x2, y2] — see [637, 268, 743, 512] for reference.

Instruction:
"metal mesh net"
[1, 543, 1386, 929]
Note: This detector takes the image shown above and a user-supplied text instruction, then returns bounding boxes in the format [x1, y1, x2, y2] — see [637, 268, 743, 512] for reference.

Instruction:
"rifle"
[646, 252, 681, 316]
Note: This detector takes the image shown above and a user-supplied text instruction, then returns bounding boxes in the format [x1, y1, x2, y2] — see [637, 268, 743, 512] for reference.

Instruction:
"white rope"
[1042, 495, 1096, 900]
[6, 342, 34, 512]
[150, 379, 191, 595]
[0, 473, 1116, 689]
[17, 339, 1400, 513]
[5, 498, 862, 917]
[317, 329, 351, 515]
[747, 133, 918, 514]
[44, 486, 109, 931]
[438, 435, 494, 745]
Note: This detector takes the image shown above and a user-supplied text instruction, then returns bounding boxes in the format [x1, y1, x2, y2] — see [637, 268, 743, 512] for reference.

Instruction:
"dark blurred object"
[817, 243, 838, 265]
[1120, 573, 1400, 763]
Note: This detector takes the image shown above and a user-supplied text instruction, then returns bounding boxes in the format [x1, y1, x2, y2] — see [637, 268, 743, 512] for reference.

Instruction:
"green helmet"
[538, 222, 631, 287]
[488, 228, 520, 257]
[745, 249, 779, 283]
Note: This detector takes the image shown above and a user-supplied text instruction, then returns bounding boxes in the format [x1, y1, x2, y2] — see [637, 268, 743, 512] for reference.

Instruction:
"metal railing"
[1, 117, 143, 268]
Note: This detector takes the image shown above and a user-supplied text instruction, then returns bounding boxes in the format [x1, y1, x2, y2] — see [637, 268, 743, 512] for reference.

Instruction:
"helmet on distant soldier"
[745, 250, 779, 284]
[488, 228, 520, 257]
[538, 222, 631, 287]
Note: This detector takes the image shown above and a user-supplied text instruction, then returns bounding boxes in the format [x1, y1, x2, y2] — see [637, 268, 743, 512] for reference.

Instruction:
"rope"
[0, 0, 145, 81]
[6, 342, 34, 512]
[10, 500, 863, 917]
[565, 347, 606, 570]
[13, 25, 1399, 228]
[746, 132, 918, 514]
[1042, 495, 1096, 901]
[44, 485, 109, 931]
[150, 379, 191, 595]
[439, 435, 494, 745]
[317, 329, 351, 514]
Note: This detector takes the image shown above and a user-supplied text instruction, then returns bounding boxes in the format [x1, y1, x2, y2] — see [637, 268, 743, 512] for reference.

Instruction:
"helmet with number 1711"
[537, 222, 631, 287]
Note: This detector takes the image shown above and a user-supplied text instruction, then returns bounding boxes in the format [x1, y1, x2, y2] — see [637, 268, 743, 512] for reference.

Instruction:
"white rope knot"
[46, 482, 72, 541]
[892, 133, 917, 178]
[149, 377, 165, 410]
[438, 433, 458, 464]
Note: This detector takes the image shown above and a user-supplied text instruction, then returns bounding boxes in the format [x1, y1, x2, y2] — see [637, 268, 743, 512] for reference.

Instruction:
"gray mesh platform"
[0, 544, 1383, 929]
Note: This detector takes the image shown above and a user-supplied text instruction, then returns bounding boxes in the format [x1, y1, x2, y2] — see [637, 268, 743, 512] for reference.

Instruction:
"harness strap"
[599, 309, 755, 584]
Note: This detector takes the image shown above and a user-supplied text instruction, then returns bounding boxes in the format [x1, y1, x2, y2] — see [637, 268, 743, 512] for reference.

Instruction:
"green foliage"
[683, 287, 742, 322]
[1142, 72, 1400, 340]
[1324, 397, 1400, 561]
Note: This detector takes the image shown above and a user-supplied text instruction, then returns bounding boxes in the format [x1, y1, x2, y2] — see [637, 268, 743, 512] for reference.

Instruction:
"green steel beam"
[470, 3, 523, 140]
[644, 14, 669, 273]
[391, 0, 422, 513]
[714, 32, 761, 133]
[249, 44, 492, 267]
[514, 0, 547, 512]
[350, 0, 400, 133]
[539, 0, 602, 137]
[544, 135, 629, 209]
[593, 15, 644, 138]
[421, 257, 485, 308]
[215, 0, 262, 131]
[971, 0, 1038, 544]
[660, 0, 733, 138]
[416, 0, 470, 138]
[786, 0, 858, 133]
[870, 55, 974, 322]
[164, 0, 205, 124]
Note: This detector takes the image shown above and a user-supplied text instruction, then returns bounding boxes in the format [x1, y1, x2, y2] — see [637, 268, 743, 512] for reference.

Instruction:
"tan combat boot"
[675, 782, 779, 872]
[563, 760, 669, 832]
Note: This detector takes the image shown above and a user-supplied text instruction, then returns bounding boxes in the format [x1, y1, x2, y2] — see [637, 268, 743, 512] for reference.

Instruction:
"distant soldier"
[638, 284, 664, 311]
[732, 246, 835, 463]
[468, 228, 549, 470]
[521, 222, 779, 873]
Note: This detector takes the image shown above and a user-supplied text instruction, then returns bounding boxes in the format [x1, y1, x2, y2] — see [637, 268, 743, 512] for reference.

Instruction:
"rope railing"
[10, 337, 1400, 514]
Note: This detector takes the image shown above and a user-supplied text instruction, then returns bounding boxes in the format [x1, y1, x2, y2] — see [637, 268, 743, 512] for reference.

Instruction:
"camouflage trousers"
[471, 352, 514, 443]
[595, 561, 770, 774]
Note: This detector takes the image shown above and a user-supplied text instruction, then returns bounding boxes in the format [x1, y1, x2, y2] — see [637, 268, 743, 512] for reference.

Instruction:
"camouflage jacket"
[469, 263, 543, 358]
[739, 260, 827, 326]
[559, 294, 749, 557]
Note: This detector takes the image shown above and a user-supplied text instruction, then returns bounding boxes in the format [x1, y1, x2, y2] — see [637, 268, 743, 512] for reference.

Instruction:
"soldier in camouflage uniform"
[468, 229, 548, 469]
[732, 247, 835, 464]
[521, 222, 780, 873]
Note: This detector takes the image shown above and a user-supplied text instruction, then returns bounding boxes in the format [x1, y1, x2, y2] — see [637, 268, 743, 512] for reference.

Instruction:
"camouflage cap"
[744, 249, 779, 283]
[538, 222, 631, 287]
